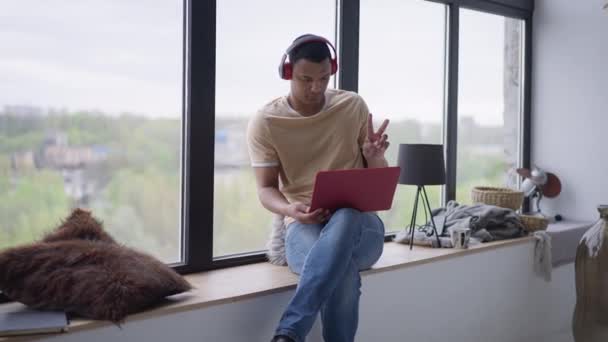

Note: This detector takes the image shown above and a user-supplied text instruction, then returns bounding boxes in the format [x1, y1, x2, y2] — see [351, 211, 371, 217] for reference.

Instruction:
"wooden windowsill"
[0, 237, 534, 341]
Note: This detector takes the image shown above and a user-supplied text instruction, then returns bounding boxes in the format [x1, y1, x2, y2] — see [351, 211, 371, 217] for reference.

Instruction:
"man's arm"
[253, 167, 330, 224]
[253, 166, 291, 216]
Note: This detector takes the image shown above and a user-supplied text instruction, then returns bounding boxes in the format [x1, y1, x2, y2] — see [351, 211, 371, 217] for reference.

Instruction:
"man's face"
[290, 58, 332, 105]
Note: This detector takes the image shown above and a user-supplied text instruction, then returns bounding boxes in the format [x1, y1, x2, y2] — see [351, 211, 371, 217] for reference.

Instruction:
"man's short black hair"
[289, 41, 332, 65]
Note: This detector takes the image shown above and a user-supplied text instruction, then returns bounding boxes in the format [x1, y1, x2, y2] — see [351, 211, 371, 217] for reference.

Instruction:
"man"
[246, 34, 391, 342]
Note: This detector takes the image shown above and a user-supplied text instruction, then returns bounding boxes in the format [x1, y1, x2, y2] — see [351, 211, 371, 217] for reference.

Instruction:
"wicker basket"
[470, 186, 524, 210]
[519, 214, 549, 231]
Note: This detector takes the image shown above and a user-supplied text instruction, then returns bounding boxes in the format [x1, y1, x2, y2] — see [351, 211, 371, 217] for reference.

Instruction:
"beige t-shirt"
[246, 89, 369, 226]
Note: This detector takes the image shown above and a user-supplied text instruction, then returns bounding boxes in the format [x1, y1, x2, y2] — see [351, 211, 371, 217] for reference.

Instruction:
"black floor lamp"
[397, 144, 446, 250]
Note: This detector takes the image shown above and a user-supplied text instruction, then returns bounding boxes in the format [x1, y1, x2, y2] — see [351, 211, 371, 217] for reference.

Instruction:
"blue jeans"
[275, 208, 385, 342]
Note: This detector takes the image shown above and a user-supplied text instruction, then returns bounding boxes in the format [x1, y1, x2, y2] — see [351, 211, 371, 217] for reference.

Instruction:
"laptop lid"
[309, 166, 401, 212]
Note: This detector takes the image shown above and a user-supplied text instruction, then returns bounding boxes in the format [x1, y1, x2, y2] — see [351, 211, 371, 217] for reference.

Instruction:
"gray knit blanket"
[432, 200, 525, 241]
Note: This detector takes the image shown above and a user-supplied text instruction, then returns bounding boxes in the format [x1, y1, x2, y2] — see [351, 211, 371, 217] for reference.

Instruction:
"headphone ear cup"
[282, 62, 293, 80]
[331, 59, 338, 75]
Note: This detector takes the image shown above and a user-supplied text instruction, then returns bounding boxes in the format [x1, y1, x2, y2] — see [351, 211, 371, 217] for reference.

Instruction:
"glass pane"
[0, 1, 185, 263]
[457, 9, 523, 204]
[214, 1, 336, 257]
[359, 0, 446, 232]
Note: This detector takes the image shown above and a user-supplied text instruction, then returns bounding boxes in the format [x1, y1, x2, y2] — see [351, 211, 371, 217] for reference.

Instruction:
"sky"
[0, 0, 522, 125]
[0, 0, 183, 118]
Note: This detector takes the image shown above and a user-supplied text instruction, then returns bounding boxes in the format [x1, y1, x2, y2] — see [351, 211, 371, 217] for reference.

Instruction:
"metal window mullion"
[179, 0, 215, 273]
[521, 16, 533, 213]
[444, 4, 459, 203]
[338, 0, 359, 92]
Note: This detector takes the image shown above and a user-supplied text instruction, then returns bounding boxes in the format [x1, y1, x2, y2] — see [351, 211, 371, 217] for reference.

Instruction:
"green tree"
[0, 171, 70, 249]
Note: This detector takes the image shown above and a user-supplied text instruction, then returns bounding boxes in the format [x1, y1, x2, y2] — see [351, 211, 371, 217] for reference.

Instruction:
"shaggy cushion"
[42, 209, 116, 244]
[0, 209, 191, 323]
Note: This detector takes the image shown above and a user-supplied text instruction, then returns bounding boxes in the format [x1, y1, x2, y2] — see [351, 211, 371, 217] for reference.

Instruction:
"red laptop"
[309, 166, 401, 212]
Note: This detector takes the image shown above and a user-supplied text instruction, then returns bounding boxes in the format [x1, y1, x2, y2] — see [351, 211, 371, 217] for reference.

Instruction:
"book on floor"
[0, 304, 68, 337]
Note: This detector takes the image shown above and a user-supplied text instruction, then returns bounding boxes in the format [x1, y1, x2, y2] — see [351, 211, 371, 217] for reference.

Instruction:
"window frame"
[449, 3, 530, 205]
[180, 0, 533, 274]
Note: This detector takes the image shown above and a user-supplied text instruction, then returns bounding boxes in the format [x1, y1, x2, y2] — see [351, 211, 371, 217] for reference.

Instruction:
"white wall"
[532, 0, 608, 221]
[34, 241, 576, 342]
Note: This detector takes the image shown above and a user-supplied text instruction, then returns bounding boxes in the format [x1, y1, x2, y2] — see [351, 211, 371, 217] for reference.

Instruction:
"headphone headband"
[278, 34, 338, 80]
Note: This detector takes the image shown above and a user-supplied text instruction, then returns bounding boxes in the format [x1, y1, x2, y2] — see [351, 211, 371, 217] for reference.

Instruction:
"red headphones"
[278, 34, 338, 80]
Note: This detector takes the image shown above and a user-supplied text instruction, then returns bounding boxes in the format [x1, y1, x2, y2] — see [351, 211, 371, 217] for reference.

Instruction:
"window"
[1, 0, 532, 273]
[214, 0, 336, 257]
[0, 1, 185, 263]
[359, 0, 446, 232]
[456, 9, 524, 204]
[203, 0, 531, 271]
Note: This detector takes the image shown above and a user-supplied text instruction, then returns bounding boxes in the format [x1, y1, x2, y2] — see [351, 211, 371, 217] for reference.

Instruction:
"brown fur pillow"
[0, 209, 191, 323]
[42, 208, 116, 244]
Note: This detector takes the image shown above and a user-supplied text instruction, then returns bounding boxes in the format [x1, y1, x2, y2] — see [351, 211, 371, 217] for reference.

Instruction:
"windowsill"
[0, 236, 534, 340]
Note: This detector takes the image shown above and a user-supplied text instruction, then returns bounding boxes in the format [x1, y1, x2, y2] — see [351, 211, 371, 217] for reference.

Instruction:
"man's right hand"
[286, 202, 331, 225]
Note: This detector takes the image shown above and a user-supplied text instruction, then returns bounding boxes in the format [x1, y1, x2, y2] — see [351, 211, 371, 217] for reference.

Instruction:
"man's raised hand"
[362, 113, 390, 160]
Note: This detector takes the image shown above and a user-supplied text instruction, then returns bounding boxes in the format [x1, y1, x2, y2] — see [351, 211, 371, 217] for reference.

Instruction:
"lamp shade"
[397, 144, 446, 185]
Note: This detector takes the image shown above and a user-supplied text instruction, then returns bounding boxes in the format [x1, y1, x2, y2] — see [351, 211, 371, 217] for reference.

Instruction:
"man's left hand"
[362, 113, 390, 161]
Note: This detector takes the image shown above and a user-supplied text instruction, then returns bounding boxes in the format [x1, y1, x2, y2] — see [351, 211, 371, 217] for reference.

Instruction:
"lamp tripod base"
[406, 185, 442, 250]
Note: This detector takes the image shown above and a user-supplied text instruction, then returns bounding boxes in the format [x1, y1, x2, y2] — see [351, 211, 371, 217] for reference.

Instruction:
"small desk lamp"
[397, 144, 446, 249]
[517, 166, 563, 221]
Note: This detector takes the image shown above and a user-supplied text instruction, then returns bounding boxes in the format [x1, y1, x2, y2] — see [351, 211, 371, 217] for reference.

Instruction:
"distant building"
[10, 151, 36, 172]
[61, 168, 97, 206]
[9, 131, 109, 207]
[42, 145, 107, 169]
[43, 131, 68, 147]
[36, 132, 107, 170]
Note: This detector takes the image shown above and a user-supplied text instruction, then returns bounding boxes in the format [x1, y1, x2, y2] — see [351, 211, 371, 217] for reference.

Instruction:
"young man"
[246, 34, 391, 342]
